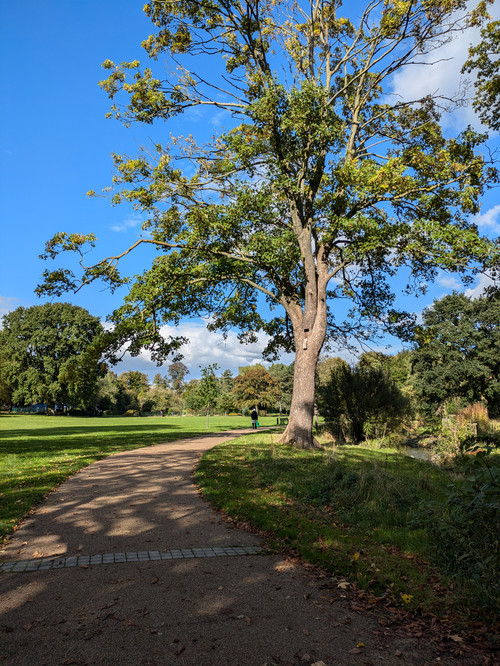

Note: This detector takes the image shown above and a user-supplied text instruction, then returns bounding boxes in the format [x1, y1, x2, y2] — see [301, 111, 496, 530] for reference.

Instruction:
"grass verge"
[195, 433, 498, 627]
[0, 412, 275, 542]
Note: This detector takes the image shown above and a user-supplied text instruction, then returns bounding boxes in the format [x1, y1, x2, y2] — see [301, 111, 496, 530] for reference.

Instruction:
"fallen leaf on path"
[302, 629, 310, 636]
[450, 635, 464, 643]
[22, 624, 32, 631]
[174, 646, 185, 656]
[123, 619, 136, 627]
[337, 581, 350, 589]
[245, 616, 251, 626]
[349, 648, 362, 654]
[150, 577, 160, 585]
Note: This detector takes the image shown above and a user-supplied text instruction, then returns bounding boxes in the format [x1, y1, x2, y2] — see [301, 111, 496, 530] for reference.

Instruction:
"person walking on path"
[251, 407, 258, 429]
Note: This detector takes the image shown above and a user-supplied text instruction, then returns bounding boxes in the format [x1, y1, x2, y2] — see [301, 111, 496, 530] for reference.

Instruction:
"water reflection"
[400, 447, 434, 462]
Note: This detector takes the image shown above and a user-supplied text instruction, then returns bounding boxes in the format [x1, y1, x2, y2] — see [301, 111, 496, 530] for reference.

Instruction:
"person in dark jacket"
[251, 408, 258, 429]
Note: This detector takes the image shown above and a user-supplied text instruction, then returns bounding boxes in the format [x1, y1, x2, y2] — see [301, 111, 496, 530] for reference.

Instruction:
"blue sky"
[1, 1, 499, 380]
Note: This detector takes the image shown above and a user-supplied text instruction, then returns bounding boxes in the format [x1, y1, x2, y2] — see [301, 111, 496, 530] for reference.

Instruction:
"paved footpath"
[0, 430, 476, 665]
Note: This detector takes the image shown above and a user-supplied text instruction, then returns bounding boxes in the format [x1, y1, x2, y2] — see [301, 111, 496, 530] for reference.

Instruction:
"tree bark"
[277, 339, 321, 448]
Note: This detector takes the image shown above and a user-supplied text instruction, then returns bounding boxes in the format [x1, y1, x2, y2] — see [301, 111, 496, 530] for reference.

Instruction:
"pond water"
[400, 447, 434, 462]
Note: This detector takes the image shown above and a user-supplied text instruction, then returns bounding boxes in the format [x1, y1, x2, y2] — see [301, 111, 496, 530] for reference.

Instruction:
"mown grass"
[0, 412, 276, 541]
[195, 434, 496, 625]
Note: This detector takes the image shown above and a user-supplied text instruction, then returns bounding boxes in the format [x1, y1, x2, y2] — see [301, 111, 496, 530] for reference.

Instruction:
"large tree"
[39, 0, 498, 447]
[0, 303, 106, 411]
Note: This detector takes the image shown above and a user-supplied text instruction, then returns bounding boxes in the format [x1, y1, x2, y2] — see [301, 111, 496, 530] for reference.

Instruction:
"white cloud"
[113, 320, 295, 380]
[0, 295, 21, 320]
[472, 204, 500, 236]
[390, 3, 500, 130]
[110, 214, 143, 233]
[465, 273, 498, 299]
[437, 274, 462, 290]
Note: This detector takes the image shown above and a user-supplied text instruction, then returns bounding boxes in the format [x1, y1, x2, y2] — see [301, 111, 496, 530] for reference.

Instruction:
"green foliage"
[38, 2, 498, 447]
[167, 361, 189, 393]
[412, 290, 500, 416]
[232, 365, 280, 411]
[0, 303, 106, 411]
[268, 362, 294, 413]
[316, 363, 411, 442]
[420, 444, 500, 612]
[462, 18, 500, 131]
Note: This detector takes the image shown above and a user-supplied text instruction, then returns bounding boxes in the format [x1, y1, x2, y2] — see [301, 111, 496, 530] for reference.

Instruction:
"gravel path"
[0, 429, 480, 664]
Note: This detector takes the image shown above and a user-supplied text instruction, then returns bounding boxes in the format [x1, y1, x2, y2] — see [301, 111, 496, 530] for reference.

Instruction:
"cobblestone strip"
[0, 546, 265, 574]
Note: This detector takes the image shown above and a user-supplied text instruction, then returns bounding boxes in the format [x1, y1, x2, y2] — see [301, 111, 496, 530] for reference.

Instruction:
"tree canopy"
[39, 0, 498, 447]
[0, 303, 106, 411]
[412, 290, 500, 415]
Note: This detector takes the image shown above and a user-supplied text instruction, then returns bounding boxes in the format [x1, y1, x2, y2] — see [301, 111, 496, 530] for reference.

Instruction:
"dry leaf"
[349, 647, 362, 654]
[302, 629, 310, 636]
[150, 577, 160, 585]
[174, 645, 185, 656]
[337, 581, 350, 589]
[450, 635, 464, 643]
[123, 619, 136, 627]
[245, 616, 251, 626]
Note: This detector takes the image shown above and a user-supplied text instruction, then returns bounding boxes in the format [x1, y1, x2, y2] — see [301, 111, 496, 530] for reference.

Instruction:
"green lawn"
[195, 433, 498, 625]
[0, 412, 276, 541]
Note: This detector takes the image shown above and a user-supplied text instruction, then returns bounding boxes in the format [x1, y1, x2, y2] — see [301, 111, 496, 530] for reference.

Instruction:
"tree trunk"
[277, 337, 321, 449]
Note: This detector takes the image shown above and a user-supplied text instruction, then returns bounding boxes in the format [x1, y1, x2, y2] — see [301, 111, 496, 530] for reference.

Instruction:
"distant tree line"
[2, 290, 500, 432]
[0, 303, 294, 416]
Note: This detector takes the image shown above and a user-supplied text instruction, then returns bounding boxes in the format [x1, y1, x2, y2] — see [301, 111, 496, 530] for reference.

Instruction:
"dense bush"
[316, 364, 411, 442]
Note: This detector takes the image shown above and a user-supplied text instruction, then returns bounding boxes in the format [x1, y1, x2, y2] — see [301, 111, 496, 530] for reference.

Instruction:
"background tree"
[94, 371, 128, 413]
[167, 362, 189, 394]
[233, 365, 280, 413]
[217, 369, 237, 414]
[183, 378, 202, 413]
[412, 291, 500, 416]
[117, 370, 151, 412]
[152, 372, 168, 389]
[39, 0, 498, 447]
[317, 363, 411, 442]
[268, 362, 294, 414]
[198, 364, 220, 427]
[316, 356, 349, 389]
[0, 346, 15, 410]
[0, 303, 106, 411]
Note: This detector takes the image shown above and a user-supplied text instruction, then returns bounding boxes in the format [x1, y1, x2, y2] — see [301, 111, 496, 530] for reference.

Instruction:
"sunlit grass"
[0, 412, 276, 541]
[195, 434, 491, 623]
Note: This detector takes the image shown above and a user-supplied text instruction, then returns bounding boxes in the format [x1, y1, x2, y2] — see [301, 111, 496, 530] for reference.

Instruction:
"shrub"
[317, 364, 411, 443]
[421, 444, 499, 612]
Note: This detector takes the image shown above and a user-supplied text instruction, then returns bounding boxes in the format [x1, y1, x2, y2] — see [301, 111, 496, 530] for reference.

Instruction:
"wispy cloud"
[472, 205, 500, 236]
[465, 273, 498, 299]
[112, 320, 295, 379]
[390, 2, 500, 131]
[110, 215, 143, 233]
[0, 295, 21, 319]
[437, 274, 462, 290]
